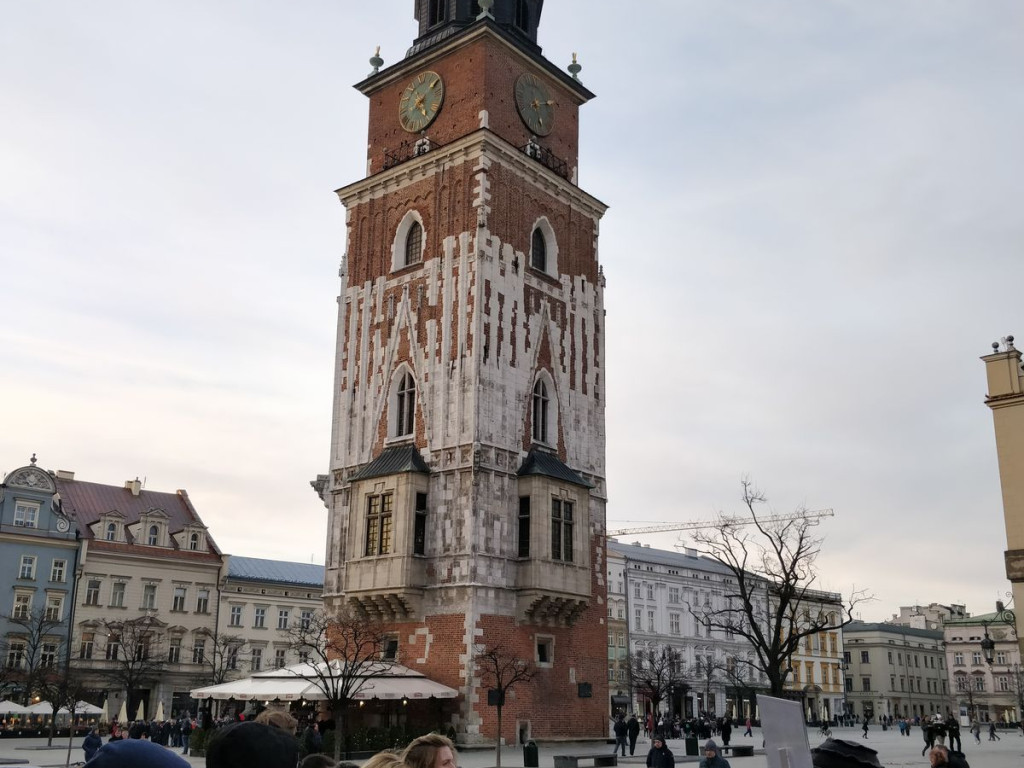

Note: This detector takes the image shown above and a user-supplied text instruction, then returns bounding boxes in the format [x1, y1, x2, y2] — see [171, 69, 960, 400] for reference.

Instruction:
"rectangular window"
[973, 676, 985, 692]
[953, 652, 963, 665]
[536, 636, 553, 666]
[647, 610, 655, 632]
[173, 587, 187, 612]
[860, 650, 869, 663]
[634, 608, 641, 631]
[274, 648, 287, 669]
[634, 584, 641, 599]
[251, 647, 263, 671]
[890, 675, 896, 691]
[45, 594, 63, 621]
[551, 498, 574, 561]
[862, 676, 871, 692]
[254, 607, 266, 628]
[79, 632, 94, 660]
[14, 502, 39, 528]
[229, 605, 243, 627]
[414, 492, 428, 555]
[19, 555, 36, 580]
[887, 651, 893, 664]
[13, 593, 31, 619]
[105, 635, 120, 661]
[50, 559, 67, 583]
[278, 609, 289, 630]
[364, 493, 393, 556]
[110, 582, 126, 608]
[669, 613, 680, 635]
[196, 589, 210, 614]
[227, 646, 239, 670]
[518, 496, 531, 558]
[996, 651, 1007, 665]
[383, 636, 399, 661]
[300, 609, 313, 630]
[193, 639, 205, 664]
[85, 579, 101, 606]
[6, 642, 26, 669]
[971, 652, 981, 666]
[668, 587, 680, 604]
[646, 584, 654, 600]
[41, 643, 57, 668]
[168, 638, 181, 663]
[142, 584, 157, 610]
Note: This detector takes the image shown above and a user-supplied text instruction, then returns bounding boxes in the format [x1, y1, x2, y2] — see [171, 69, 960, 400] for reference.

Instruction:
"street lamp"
[838, 660, 850, 725]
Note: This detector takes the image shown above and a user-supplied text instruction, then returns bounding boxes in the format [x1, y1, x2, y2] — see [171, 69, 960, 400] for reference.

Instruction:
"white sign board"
[760, 696, 812, 768]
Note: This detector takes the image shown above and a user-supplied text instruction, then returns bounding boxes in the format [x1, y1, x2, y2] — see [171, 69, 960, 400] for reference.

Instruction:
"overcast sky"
[3, 1, 1022, 623]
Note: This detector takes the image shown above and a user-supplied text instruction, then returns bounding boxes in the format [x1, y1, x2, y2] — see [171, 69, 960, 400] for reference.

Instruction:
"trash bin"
[685, 736, 699, 756]
[524, 740, 539, 768]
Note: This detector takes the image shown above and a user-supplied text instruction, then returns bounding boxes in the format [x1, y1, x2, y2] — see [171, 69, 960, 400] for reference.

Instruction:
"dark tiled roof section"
[89, 539, 223, 564]
[844, 621, 943, 640]
[227, 556, 324, 588]
[349, 445, 430, 481]
[607, 540, 735, 576]
[517, 449, 593, 488]
[55, 478, 222, 555]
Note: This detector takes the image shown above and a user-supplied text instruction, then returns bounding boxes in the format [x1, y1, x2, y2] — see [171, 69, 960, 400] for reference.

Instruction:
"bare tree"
[97, 616, 166, 718]
[283, 607, 395, 763]
[2, 606, 65, 705]
[626, 646, 687, 723]
[194, 632, 248, 686]
[473, 644, 535, 768]
[692, 654, 727, 717]
[691, 480, 869, 697]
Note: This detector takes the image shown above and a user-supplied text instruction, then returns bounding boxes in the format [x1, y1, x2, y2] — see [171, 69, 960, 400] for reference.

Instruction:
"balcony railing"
[522, 140, 569, 180]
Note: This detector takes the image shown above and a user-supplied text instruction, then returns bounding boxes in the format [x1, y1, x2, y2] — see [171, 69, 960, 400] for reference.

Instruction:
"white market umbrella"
[100, 698, 109, 723]
[117, 701, 128, 724]
[72, 701, 104, 715]
[0, 700, 29, 714]
[155, 701, 165, 721]
[135, 701, 145, 720]
[27, 702, 55, 715]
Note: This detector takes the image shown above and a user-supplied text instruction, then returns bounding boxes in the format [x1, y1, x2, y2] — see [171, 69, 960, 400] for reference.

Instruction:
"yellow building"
[981, 336, 1024, 654]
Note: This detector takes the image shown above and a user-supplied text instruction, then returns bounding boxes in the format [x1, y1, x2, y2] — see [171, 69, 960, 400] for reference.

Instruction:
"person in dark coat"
[627, 714, 641, 756]
[83, 728, 103, 762]
[945, 715, 961, 753]
[698, 740, 730, 768]
[84, 738, 189, 767]
[646, 735, 674, 768]
[720, 719, 732, 747]
[613, 715, 628, 756]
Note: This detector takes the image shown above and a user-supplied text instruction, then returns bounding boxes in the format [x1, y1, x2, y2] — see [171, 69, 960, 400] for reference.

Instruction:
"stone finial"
[369, 45, 384, 76]
[568, 52, 582, 81]
[30, 453, 37, 465]
[477, 0, 495, 20]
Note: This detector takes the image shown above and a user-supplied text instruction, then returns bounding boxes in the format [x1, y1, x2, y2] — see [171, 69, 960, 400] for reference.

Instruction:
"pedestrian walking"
[627, 713, 641, 756]
[987, 721, 1000, 741]
[861, 720, 869, 739]
[743, 717, 752, 737]
[646, 736, 675, 768]
[613, 715, 628, 757]
[969, 720, 980, 744]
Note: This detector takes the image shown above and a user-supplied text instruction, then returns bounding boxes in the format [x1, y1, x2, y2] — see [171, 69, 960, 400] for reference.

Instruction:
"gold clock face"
[515, 73, 555, 136]
[399, 71, 445, 133]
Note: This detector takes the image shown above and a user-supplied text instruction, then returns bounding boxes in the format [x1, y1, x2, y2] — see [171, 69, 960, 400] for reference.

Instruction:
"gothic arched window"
[148, 525, 159, 546]
[395, 372, 416, 437]
[405, 221, 423, 266]
[530, 227, 546, 271]
[532, 379, 549, 443]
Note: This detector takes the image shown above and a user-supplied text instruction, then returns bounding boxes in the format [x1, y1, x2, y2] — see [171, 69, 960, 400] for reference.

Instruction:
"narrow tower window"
[530, 227, 546, 271]
[396, 372, 416, 436]
[405, 221, 423, 266]
[551, 498, 573, 561]
[428, 0, 447, 27]
[532, 379, 549, 443]
[515, 0, 530, 30]
[518, 496, 531, 557]
[414, 492, 428, 555]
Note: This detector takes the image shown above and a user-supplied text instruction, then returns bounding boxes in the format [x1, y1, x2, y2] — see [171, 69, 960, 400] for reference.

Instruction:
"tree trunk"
[47, 716, 57, 747]
[333, 708, 345, 763]
[495, 704, 503, 768]
[65, 723, 75, 767]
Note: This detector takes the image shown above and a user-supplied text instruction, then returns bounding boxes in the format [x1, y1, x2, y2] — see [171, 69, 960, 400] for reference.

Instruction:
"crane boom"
[607, 508, 834, 538]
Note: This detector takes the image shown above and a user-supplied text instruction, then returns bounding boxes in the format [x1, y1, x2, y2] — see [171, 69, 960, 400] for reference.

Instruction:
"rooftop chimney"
[55, 470, 75, 481]
[125, 478, 142, 496]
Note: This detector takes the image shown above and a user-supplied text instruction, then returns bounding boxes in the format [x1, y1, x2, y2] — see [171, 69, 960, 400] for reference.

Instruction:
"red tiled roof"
[89, 539, 223, 564]
[55, 478, 222, 556]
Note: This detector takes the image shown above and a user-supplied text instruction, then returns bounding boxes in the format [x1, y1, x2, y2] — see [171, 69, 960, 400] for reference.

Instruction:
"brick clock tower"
[320, 0, 609, 742]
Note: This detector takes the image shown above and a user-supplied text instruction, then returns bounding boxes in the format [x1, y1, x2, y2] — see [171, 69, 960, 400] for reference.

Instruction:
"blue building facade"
[1, 456, 80, 702]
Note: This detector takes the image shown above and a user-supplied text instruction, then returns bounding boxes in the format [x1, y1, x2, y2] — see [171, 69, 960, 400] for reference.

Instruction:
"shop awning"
[190, 662, 458, 702]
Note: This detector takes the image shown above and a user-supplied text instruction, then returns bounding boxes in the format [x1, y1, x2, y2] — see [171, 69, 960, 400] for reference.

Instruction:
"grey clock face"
[515, 73, 556, 136]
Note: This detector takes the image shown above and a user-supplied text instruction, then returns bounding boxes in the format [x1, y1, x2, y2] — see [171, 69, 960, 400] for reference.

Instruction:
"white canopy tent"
[191, 662, 458, 702]
[0, 700, 28, 714]
[24, 701, 104, 716]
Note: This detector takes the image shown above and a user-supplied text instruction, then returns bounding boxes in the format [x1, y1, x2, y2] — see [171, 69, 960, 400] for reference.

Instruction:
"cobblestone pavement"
[1, 726, 1022, 767]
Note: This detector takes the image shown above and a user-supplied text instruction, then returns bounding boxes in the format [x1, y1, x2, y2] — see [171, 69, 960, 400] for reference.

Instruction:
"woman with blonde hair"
[401, 733, 458, 768]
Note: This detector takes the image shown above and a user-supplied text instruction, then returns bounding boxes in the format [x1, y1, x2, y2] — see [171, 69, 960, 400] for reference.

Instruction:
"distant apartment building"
[944, 606, 1022, 724]
[608, 540, 768, 720]
[56, 471, 226, 720]
[890, 604, 967, 631]
[218, 556, 324, 677]
[843, 622, 949, 722]
[0, 457, 79, 701]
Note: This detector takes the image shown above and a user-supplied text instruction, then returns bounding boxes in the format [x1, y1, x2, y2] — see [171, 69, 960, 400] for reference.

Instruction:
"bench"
[720, 745, 754, 757]
[554, 754, 619, 768]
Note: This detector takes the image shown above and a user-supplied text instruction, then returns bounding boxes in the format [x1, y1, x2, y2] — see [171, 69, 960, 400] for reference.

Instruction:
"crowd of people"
[79, 720, 459, 768]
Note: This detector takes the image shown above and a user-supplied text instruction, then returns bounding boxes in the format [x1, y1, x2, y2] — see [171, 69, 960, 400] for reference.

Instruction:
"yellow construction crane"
[607, 508, 835, 538]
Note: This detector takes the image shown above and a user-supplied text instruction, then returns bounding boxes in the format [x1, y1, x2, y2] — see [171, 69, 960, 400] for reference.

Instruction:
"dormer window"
[147, 525, 159, 546]
[13, 501, 39, 528]
[105, 522, 117, 541]
[189, 532, 200, 551]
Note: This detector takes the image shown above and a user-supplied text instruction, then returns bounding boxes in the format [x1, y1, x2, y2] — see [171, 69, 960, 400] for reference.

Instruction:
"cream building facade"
[843, 622, 949, 722]
[945, 607, 1022, 724]
[982, 336, 1024, 654]
[779, 587, 847, 724]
